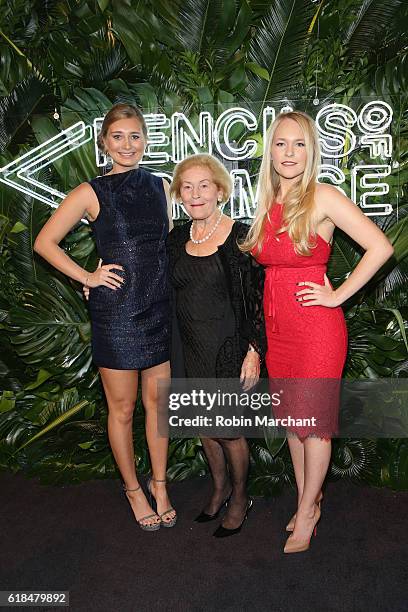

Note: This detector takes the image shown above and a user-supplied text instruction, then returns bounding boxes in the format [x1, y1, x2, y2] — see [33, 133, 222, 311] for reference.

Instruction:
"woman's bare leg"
[290, 438, 331, 541]
[287, 435, 305, 505]
[286, 436, 323, 529]
[141, 361, 175, 522]
[100, 367, 159, 527]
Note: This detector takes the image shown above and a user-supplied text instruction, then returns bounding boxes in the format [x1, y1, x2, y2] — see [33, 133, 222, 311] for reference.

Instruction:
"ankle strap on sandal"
[151, 477, 166, 483]
[123, 484, 141, 492]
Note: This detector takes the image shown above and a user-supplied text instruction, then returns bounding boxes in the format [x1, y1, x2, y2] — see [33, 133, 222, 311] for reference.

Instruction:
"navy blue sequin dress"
[88, 168, 170, 370]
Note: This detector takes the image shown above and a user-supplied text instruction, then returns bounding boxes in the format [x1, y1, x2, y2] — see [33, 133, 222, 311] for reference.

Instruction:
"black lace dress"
[167, 221, 266, 379]
[171, 250, 235, 378]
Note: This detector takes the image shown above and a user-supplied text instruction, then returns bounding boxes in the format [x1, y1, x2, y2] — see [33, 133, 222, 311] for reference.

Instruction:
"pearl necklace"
[189, 211, 223, 244]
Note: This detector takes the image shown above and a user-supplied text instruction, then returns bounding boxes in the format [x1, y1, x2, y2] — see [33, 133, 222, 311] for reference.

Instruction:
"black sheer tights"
[201, 437, 249, 529]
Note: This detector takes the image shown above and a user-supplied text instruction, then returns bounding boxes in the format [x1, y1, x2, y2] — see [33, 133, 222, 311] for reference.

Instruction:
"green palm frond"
[381, 439, 408, 489]
[328, 212, 408, 308]
[0, 75, 49, 150]
[176, 0, 219, 55]
[378, 262, 408, 305]
[35, 0, 66, 28]
[0, 43, 29, 94]
[7, 278, 92, 385]
[176, 0, 252, 61]
[367, 215, 408, 299]
[1, 385, 76, 447]
[33, 390, 95, 428]
[330, 438, 380, 482]
[327, 230, 363, 288]
[344, 0, 405, 59]
[128, 83, 159, 112]
[62, 87, 112, 126]
[5, 192, 49, 286]
[378, 215, 408, 302]
[168, 0, 253, 105]
[246, 0, 317, 118]
[85, 46, 129, 85]
[16, 401, 89, 451]
[112, 0, 176, 65]
[371, 52, 408, 102]
[167, 438, 208, 480]
[248, 439, 294, 495]
[345, 308, 407, 379]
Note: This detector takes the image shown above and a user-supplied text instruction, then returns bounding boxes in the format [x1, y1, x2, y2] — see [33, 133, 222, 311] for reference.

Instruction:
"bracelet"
[84, 275, 90, 287]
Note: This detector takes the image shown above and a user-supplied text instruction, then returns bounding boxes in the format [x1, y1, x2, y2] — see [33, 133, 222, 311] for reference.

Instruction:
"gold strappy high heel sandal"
[147, 477, 177, 528]
[123, 485, 161, 531]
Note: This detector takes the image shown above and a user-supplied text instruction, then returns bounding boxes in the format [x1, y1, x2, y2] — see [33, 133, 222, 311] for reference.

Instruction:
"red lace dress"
[254, 204, 347, 439]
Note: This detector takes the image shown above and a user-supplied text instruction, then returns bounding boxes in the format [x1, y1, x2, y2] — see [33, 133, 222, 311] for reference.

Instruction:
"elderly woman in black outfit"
[167, 154, 266, 537]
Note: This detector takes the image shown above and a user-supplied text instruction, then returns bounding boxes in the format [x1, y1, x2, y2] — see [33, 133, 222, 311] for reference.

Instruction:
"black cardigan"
[167, 220, 267, 378]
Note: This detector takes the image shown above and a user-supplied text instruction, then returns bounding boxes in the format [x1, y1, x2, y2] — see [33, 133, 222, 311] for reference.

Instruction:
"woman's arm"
[239, 256, 266, 390]
[34, 183, 124, 290]
[162, 179, 174, 232]
[244, 256, 267, 359]
[297, 184, 394, 307]
[235, 222, 267, 360]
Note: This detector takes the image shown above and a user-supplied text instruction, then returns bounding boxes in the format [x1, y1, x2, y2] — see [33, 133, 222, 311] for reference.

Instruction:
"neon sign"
[0, 101, 396, 219]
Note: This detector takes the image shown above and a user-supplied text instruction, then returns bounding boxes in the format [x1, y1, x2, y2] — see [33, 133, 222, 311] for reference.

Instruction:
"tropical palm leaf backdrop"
[0, 0, 407, 492]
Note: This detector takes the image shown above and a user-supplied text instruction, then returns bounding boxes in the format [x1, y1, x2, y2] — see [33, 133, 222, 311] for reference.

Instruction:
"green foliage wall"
[0, 0, 407, 492]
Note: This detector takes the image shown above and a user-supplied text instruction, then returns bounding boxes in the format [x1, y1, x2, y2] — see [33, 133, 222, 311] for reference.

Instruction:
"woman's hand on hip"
[240, 350, 260, 391]
[83, 260, 124, 299]
[295, 274, 339, 308]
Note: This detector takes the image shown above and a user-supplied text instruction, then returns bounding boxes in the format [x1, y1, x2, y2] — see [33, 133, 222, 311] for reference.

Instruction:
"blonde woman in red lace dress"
[241, 111, 393, 553]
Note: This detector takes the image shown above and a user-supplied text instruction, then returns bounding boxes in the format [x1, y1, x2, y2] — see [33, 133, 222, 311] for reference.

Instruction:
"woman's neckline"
[184, 250, 219, 259]
[184, 220, 236, 258]
[98, 167, 141, 178]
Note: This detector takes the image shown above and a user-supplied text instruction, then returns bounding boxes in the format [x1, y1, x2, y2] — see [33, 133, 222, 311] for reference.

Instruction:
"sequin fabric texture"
[88, 168, 170, 369]
[254, 204, 348, 438]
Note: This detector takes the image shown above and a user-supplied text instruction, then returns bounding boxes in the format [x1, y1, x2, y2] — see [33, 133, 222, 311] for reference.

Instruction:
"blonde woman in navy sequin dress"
[34, 104, 176, 530]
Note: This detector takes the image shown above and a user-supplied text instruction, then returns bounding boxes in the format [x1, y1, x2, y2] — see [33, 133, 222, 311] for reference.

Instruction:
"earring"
[218, 196, 222, 202]
[102, 151, 113, 175]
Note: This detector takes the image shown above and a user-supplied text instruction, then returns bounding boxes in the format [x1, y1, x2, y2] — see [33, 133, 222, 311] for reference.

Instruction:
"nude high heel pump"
[286, 491, 323, 532]
[283, 503, 321, 554]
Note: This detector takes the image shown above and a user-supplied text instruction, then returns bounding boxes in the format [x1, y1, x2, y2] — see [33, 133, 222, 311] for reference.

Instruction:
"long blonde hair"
[240, 111, 321, 256]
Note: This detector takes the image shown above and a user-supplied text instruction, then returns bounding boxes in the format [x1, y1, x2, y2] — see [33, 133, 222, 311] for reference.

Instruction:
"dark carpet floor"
[1, 471, 407, 612]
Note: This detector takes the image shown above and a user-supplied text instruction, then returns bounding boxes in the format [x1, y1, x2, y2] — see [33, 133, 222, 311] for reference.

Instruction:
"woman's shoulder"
[71, 181, 99, 203]
[226, 220, 251, 253]
[218, 220, 253, 264]
[167, 221, 191, 247]
[231, 219, 251, 239]
[147, 168, 166, 187]
[314, 182, 344, 205]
